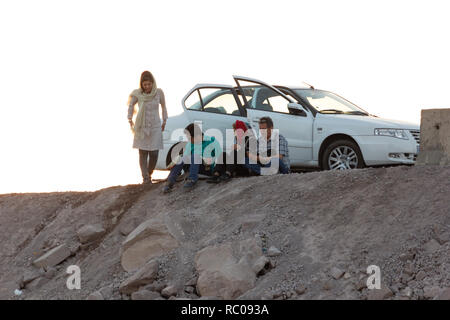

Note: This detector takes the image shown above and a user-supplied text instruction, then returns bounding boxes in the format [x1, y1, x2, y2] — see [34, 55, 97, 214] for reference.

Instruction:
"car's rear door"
[233, 76, 314, 165]
[182, 84, 248, 152]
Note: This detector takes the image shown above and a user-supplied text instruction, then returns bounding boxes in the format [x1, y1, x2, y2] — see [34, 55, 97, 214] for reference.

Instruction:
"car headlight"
[374, 128, 409, 140]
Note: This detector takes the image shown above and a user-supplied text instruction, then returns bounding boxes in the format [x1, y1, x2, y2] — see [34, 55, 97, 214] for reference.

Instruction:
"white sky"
[1, 0, 449, 194]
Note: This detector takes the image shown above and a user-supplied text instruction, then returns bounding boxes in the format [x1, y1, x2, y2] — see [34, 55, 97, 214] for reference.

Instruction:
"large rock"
[120, 218, 178, 272]
[416, 108, 450, 165]
[119, 259, 159, 294]
[195, 238, 263, 300]
[77, 224, 106, 244]
[33, 244, 71, 268]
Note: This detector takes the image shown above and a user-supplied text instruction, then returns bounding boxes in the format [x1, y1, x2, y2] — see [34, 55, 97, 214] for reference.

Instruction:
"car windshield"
[294, 89, 368, 115]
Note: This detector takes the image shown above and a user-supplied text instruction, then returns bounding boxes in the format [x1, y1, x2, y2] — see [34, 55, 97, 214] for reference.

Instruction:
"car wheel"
[322, 139, 364, 170]
[166, 142, 186, 167]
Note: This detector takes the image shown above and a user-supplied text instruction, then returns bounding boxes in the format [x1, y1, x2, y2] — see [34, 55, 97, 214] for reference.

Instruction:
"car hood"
[317, 113, 420, 130]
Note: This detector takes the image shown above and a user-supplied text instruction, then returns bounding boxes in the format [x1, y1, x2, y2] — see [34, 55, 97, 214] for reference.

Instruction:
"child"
[163, 123, 222, 193]
[207, 120, 255, 183]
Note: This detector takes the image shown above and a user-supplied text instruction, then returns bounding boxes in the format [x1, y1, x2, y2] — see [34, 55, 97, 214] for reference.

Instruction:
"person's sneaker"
[183, 179, 197, 190]
[206, 175, 221, 184]
[219, 173, 232, 182]
[162, 182, 174, 194]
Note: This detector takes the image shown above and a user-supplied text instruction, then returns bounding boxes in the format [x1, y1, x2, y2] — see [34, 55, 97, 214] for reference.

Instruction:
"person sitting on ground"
[207, 120, 256, 183]
[244, 116, 290, 175]
[163, 123, 222, 193]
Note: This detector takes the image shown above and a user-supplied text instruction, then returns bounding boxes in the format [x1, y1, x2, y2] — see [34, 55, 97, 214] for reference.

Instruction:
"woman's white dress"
[128, 88, 168, 151]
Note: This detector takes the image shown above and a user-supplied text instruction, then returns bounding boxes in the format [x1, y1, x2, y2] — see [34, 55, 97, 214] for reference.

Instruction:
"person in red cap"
[207, 120, 256, 183]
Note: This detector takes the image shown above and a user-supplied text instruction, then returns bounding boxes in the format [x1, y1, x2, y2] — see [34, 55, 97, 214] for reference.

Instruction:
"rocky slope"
[0, 165, 449, 300]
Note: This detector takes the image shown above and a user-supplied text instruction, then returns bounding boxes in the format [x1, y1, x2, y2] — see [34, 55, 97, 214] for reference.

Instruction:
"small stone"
[355, 279, 366, 291]
[294, 285, 307, 295]
[330, 267, 345, 280]
[407, 280, 417, 288]
[198, 296, 220, 300]
[76, 224, 106, 244]
[131, 289, 162, 300]
[399, 253, 415, 262]
[322, 280, 334, 291]
[144, 282, 166, 293]
[86, 291, 104, 300]
[343, 272, 351, 279]
[272, 290, 283, 299]
[415, 270, 427, 281]
[403, 263, 415, 276]
[161, 285, 177, 298]
[424, 239, 441, 253]
[400, 273, 413, 284]
[423, 286, 441, 299]
[184, 286, 195, 294]
[402, 287, 413, 297]
[435, 288, 450, 300]
[99, 284, 114, 299]
[432, 226, 450, 245]
[267, 246, 282, 257]
[367, 286, 394, 300]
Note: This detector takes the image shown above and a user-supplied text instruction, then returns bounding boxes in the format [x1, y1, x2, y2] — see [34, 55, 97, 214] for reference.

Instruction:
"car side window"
[199, 88, 241, 115]
[253, 88, 291, 114]
[185, 88, 242, 116]
[185, 90, 202, 110]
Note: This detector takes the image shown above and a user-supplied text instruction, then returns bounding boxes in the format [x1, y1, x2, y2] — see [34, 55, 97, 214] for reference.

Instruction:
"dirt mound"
[1, 165, 449, 300]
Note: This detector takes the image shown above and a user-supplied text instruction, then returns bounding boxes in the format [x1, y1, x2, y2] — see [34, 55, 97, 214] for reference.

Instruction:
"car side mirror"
[288, 103, 307, 117]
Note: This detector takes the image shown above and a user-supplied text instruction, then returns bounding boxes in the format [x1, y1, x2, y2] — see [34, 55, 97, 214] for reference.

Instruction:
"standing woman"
[127, 71, 168, 184]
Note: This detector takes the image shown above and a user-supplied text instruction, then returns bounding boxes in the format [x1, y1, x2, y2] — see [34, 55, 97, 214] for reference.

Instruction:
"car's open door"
[233, 75, 314, 165]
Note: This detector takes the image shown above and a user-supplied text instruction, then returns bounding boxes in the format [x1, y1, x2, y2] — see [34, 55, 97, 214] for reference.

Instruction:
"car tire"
[166, 142, 186, 167]
[322, 139, 365, 170]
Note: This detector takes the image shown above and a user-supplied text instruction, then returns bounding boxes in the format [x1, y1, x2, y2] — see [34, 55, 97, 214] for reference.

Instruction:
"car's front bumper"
[353, 135, 419, 166]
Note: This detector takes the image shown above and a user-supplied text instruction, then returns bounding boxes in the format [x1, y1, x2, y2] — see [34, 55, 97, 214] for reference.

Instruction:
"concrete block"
[416, 108, 450, 165]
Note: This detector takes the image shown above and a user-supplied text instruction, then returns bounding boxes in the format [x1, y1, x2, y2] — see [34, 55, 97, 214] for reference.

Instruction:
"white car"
[156, 75, 420, 171]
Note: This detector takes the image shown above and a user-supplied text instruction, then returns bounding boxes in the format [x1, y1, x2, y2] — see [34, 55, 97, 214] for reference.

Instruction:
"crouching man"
[244, 116, 290, 175]
[163, 123, 222, 193]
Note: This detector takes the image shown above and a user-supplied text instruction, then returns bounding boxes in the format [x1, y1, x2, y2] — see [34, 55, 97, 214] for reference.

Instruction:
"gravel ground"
[0, 165, 449, 300]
